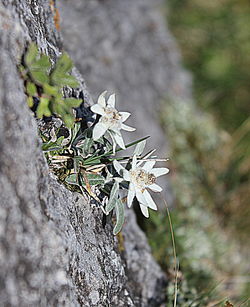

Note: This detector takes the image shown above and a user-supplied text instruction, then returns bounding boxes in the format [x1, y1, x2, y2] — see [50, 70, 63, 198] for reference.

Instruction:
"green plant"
[20, 44, 170, 235]
[20, 43, 82, 127]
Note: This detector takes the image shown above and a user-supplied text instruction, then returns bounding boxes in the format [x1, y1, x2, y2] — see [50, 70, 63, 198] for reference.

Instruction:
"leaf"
[26, 81, 37, 96]
[51, 52, 79, 88]
[78, 137, 94, 156]
[28, 53, 51, 85]
[56, 136, 65, 146]
[36, 97, 51, 118]
[51, 74, 79, 88]
[24, 43, 38, 66]
[27, 96, 34, 108]
[113, 199, 125, 235]
[106, 181, 119, 214]
[134, 139, 146, 156]
[80, 173, 105, 186]
[30, 70, 49, 85]
[63, 114, 75, 128]
[30, 54, 51, 72]
[65, 174, 79, 186]
[53, 52, 73, 74]
[64, 98, 82, 108]
[43, 83, 59, 96]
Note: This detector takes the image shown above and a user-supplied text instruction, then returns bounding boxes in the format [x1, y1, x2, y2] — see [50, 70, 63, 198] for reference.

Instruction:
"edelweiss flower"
[91, 91, 135, 151]
[114, 156, 169, 217]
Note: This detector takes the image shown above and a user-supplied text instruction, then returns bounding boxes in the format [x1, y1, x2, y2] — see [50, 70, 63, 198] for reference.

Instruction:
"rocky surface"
[0, 1, 170, 306]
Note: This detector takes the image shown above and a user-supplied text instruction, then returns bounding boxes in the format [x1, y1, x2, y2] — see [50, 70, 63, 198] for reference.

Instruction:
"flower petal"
[109, 131, 116, 154]
[123, 169, 130, 181]
[120, 112, 131, 122]
[132, 155, 137, 169]
[113, 160, 124, 174]
[135, 188, 147, 205]
[107, 93, 115, 108]
[139, 204, 149, 218]
[91, 103, 105, 116]
[148, 183, 162, 192]
[93, 122, 108, 140]
[113, 132, 125, 149]
[142, 190, 157, 210]
[142, 161, 156, 171]
[151, 167, 169, 177]
[97, 91, 107, 107]
[121, 124, 136, 132]
[127, 183, 135, 208]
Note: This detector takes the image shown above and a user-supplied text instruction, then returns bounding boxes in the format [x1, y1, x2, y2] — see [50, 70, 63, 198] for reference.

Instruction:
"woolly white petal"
[121, 124, 136, 132]
[135, 188, 147, 205]
[120, 112, 131, 122]
[93, 122, 108, 140]
[148, 183, 162, 192]
[123, 169, 130, 181]
[142, 190, 157, 210]
[131, 155, 137, 169]
[91, 104, 105, 116]
[107, 93, 116, 108]
[113, 160, 124, 174]
[139, 204, 149, 218]
[127, 183, 135, 208]
[97, 91, 107, 107]
[142, 161, 156, 171]
[151, 167, 169, 177]
[113, 133, 125, 149]
[109, 131, 116, 154]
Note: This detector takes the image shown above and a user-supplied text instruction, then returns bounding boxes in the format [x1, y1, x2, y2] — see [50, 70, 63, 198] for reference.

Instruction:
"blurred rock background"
[58, 0, 250, 305]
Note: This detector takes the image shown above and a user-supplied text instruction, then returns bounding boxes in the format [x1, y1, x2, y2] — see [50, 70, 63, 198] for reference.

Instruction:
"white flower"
[113, 156, 169, 217]
[91, 91, 135, 152]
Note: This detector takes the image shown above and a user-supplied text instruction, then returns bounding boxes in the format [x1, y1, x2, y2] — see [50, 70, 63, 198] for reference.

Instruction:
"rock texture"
[58, 0, 192, 204]
[0, 1, 168, 306]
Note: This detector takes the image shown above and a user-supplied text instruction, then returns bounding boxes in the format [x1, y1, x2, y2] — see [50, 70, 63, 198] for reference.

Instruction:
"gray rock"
[0, 1, 167, 306]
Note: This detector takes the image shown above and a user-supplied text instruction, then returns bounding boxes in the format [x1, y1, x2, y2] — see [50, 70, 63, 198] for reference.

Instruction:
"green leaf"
[113, 199, 125, 235]
[64, 98, 82, 108]
[66, 174, 79, 186]
[106, 181, 119, 214]
[25, 43, 38, 66]
[26, 81, 37, 96]
[80, 173, 105, 186]
[56, 136, 65, 146]
[76, 137, 94, 156]
[51, 52, 79, 88]
[51, 74, 79, 88]
[54, 52, 73, 74]
[43, 83, 59, 96]
[30, 54, 51, 72]
[27, 96, 34, 108]
[36, 97, 51, 118]
[30, 70, 49, 85]
[63, 114, 75, 129]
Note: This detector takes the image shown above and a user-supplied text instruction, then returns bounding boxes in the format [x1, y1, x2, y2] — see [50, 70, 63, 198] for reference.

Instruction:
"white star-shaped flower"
[113, 156, 169, 217]
[91, 91, 135, 152]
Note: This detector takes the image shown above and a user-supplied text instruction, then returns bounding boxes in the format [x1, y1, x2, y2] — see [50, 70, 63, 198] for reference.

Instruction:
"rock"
[0, 1, 167, 306]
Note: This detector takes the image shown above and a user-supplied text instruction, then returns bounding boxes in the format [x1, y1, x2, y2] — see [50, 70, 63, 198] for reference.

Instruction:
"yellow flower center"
[130, 168, 156, 189]
[101, 107, 121, 125]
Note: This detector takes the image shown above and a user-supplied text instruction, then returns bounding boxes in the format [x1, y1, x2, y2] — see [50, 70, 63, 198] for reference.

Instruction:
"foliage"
[20, 43, 82, 128]
[167, 0, 250, 132]
[148, 98, 250, 303]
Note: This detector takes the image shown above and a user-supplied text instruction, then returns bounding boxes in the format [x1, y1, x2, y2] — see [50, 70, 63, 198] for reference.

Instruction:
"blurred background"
[59, 0, 250, 305]
[146, 0, 250, 305]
